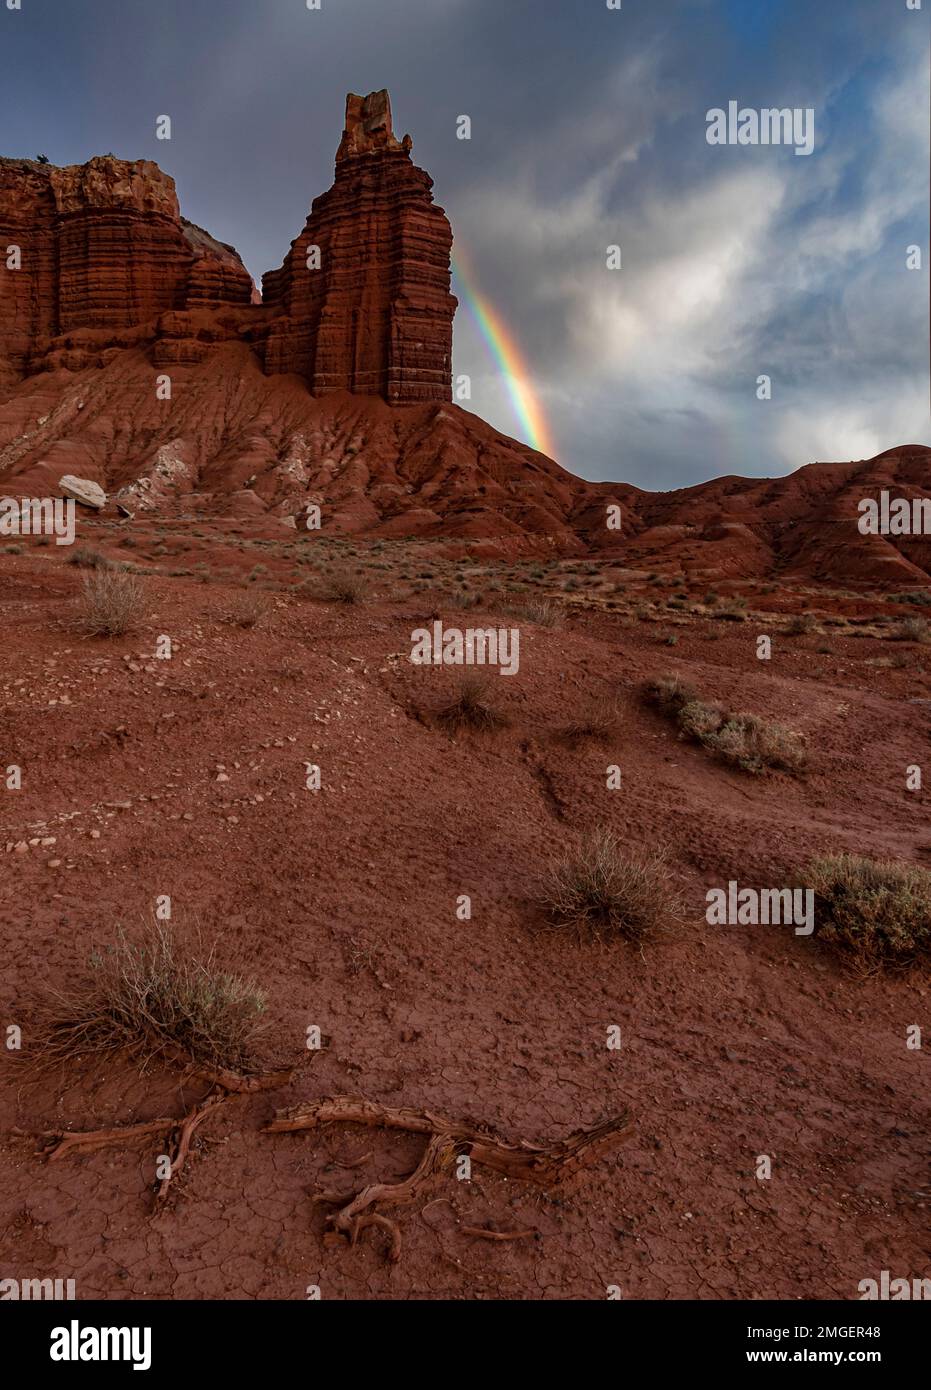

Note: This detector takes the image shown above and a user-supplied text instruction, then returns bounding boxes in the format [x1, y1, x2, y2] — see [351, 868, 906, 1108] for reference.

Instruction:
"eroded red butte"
[0, 154, 254, 375]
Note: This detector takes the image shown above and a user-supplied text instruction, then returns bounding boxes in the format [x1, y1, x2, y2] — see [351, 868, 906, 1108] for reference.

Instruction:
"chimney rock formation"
[262, 90, 457, 403]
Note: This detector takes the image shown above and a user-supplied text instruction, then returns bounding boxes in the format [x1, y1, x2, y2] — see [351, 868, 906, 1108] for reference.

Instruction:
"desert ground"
[0, 519, 927, 1300]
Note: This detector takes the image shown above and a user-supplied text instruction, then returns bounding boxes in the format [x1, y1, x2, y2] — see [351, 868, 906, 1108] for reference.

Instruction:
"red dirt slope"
[1, 353, 929, 581]
[0, 546, 927, 1299]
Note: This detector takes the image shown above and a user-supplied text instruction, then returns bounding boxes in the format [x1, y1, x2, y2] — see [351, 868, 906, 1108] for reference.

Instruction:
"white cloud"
[775, 378, 931, 469]
[446, 15, 931, 481]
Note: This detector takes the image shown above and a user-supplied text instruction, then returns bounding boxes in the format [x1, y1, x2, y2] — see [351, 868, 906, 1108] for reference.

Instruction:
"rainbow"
[451, 249, 557, 460]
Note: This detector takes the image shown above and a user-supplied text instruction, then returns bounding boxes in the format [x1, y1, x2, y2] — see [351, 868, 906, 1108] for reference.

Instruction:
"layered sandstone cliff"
[1, 93, 457, 402]
[261, 90, 457, 403]
[0, 155, 254, 374]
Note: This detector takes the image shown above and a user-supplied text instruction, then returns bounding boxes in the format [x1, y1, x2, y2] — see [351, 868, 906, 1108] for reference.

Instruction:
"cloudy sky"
[1, 0, 928, 487]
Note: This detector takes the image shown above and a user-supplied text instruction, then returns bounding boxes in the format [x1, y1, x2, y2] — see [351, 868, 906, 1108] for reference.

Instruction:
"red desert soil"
[0, 532, 927, 1300]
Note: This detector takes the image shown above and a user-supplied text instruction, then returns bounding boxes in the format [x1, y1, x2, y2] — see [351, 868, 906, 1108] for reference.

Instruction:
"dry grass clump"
[509, 597, 564, 628]
[67, 545, 112, 569]
[645, 674, 805, 775]
[539, 828, 675, 943]
[644, 672, 700, 716]
[713, 597, 748, 621]
[557, 699, 621, 745]
[320, 568, 370, 604]
[807, 854, 931, 970]
[700, 710, 806, 774]
[34, 923, 268, 1072]
[221, 590, 270, 629]
[677, 698, 726, 741]
[435, 671, 506, 733]
[890, 615, 930, 644]
[76, 568, 146, 636]
[786, 611, 817, 636]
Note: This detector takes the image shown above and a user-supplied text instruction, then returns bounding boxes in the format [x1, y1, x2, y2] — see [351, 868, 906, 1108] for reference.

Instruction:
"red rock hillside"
[0, 97, 928, 581]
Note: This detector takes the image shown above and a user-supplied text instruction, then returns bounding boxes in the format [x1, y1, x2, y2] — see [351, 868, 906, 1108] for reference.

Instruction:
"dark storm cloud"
[0, 0, 927, 486]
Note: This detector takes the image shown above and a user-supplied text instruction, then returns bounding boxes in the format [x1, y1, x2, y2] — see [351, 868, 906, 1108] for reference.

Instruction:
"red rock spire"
[262, 90, 456, 403]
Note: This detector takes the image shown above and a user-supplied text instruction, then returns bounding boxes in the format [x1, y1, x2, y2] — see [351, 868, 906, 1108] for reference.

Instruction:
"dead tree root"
[268, 1095, 632, 1262]
[28, 1061, 305, 1207]
[24, 1083, 631, 1260]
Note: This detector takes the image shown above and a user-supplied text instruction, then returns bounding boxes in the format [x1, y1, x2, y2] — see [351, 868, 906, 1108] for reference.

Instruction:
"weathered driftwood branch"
[184, 1061, 302, 1093]
[154, 1092, 229, 1202]
[35, 1090, 235, 1177]
[268, 1095, 632, 1261]
[314, 1133, 456, 1262]
[26, 1083, 631, 1262]
[30, 1060, 304, 1194]
[267, 1096, 632, 1184]
[36, 1117, 175, 1161]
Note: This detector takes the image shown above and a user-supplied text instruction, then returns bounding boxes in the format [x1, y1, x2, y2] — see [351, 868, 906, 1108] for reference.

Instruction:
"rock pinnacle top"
[336, 89, 413, 162]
